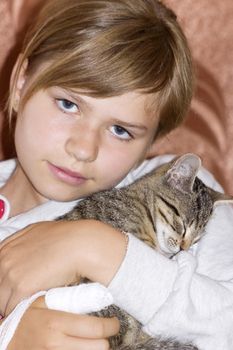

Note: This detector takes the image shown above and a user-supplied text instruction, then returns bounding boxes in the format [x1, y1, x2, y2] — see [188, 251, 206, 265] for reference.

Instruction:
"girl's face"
[14, 72, 159, 203]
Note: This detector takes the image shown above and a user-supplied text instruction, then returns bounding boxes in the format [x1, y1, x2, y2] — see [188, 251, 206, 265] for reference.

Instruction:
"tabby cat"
[57, 153, 232, 350]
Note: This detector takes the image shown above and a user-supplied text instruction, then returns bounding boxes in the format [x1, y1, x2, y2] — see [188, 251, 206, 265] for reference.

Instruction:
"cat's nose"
[180, 239, 191, 250]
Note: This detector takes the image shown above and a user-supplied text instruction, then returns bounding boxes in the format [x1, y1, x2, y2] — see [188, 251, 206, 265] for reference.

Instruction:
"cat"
[57, 153, 233, 350]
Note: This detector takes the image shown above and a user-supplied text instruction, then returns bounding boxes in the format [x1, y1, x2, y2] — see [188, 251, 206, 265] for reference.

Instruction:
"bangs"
[9, 0, 193, 138]
[23, 12, 176, 98]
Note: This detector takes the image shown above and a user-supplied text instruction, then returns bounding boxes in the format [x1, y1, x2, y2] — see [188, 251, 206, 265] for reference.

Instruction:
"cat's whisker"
[167, 236, 178, 247]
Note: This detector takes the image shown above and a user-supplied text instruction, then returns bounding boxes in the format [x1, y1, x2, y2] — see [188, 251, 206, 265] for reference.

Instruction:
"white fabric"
[45, 283, 113, 314]
[0, 156, 232, 350]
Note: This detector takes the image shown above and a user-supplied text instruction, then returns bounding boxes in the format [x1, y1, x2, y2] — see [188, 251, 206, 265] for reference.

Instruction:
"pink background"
[1, 0, 233, 192]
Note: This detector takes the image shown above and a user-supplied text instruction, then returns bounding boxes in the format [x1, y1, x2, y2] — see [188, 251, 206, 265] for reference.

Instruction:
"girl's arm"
[0, 219, 127, 316]
[0, 220, 124, 350]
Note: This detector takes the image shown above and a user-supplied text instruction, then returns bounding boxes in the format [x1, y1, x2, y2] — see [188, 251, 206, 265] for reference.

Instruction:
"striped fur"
[57, 154, 232, 350]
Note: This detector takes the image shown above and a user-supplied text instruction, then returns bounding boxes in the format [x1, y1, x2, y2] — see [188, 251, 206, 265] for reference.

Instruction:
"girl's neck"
[0, 164, 47, 218]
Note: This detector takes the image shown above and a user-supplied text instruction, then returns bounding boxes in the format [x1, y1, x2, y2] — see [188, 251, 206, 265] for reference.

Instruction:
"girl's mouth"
[48, 162, 87, 186]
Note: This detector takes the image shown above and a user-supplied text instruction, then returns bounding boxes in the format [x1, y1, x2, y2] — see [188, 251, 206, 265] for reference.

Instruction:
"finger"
[30, 305, 120, 339]
[0, 222, 48, 250]
[5, 290, 25, 316]
[0, 275, 34, 316]
[5, 286, 44, 317]
[0, 228, 27, 250]
[65, 314, 120, 339]
[0, 267, 32, 316]
[0, 277, 13, 316]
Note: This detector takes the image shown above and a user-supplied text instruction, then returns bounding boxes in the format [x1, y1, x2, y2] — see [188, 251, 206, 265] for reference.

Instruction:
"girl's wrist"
[69, 220, 128, 286]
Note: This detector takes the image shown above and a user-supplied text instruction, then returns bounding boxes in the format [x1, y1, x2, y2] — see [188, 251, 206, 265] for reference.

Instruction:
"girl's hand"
[7, 296, 120, 350]
[0, 221, 80, 316]
[0, 220, 126, 316]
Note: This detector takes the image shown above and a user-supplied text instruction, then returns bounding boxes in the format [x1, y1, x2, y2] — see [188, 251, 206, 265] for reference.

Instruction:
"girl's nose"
[65, 128, 99, 163]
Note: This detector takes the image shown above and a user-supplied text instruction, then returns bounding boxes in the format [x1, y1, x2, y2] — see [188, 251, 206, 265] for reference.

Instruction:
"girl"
[1, 0, 233, 349]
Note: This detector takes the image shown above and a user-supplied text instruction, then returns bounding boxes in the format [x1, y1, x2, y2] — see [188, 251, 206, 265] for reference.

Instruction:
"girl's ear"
[10, 54, 28, 110]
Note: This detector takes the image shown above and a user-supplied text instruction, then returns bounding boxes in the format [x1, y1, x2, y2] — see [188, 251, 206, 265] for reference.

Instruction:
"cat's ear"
[208, 188, 233, 207]
[165, 153, 201, 192]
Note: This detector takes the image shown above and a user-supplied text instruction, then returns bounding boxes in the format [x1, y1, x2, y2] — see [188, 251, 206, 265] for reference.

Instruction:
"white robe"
[0, 156, 232, 350]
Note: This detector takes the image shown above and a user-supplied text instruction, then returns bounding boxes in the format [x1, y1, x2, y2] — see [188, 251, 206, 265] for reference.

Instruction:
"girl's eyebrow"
[60, 88, 148, 131]
[111, 119, 148, 131]
[61, 89, 91, 110]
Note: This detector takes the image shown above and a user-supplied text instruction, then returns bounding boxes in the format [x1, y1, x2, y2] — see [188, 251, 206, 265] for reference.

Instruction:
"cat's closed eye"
[173, 218, 185, 236]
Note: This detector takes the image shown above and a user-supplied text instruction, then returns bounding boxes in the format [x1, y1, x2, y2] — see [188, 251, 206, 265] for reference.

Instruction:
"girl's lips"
[48, 162, 87, 185]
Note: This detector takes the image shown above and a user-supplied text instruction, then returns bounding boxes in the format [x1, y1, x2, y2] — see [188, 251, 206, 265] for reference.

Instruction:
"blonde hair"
[9, 0, 193, 139]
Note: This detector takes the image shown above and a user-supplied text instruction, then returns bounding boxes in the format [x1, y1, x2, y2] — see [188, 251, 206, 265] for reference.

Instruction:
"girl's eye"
[56, 99, 79, 113]
[110, 125, 132, 140]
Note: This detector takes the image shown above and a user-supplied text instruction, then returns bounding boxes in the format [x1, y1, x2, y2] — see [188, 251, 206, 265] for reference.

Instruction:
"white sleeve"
[109, 157, 233, 349]
[108, 204, 233, 350]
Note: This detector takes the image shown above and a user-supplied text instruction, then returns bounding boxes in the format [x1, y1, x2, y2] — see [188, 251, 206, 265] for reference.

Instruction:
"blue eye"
[110, 125, 132, 140]
[56, 99, 79, 113]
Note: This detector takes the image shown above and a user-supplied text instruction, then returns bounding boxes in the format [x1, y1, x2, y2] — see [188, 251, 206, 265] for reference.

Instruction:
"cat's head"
[155, 153, 233, 257]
